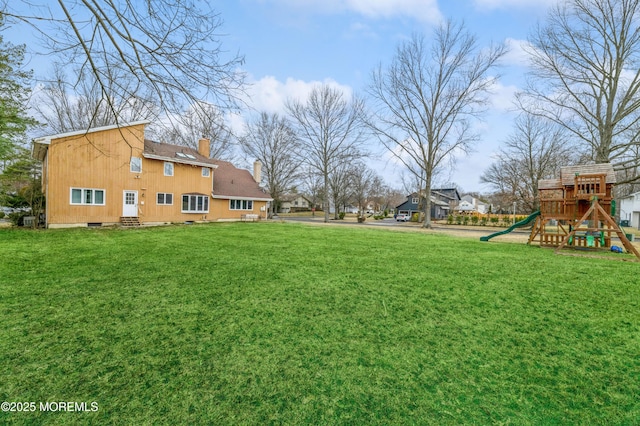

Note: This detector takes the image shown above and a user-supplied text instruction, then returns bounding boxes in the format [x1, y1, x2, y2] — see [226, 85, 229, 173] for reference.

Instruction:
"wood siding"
[43, 124, 269, 226]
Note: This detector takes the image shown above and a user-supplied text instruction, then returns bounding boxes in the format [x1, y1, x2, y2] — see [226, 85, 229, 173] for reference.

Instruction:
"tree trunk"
[422, 178, 433, 228]
[323, 174, 330, 223]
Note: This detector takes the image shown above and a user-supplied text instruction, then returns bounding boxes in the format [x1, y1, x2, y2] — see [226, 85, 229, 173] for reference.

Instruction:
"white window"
[130, 157, 142, 173]
[70, 188, 105, 205]
[164, 162, 174, 176]
[412, 197, 419, 204]
[202, 167, 210, 177]
[229, 199, 253, 210]
[157, 193, 173, 205]
[182, 194, 209, 213]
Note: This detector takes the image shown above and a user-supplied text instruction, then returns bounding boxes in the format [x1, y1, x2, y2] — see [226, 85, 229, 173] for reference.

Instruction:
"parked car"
[396, 214, 409, 222]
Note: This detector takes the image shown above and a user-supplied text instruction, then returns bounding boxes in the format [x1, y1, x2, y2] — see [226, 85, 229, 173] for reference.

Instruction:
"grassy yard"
[1, 223, 639, 424]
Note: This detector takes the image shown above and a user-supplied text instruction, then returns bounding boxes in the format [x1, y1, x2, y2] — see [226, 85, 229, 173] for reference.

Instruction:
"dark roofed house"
[211, 159, 273, 220]
[395, 190, 455, 220]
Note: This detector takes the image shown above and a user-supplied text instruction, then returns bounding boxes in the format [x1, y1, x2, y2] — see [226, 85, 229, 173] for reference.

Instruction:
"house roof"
[395, 194, 449, 209]
[432, 188, 462, 201]
[280, 193, 310, 203]
[211, 160, 273, 201]
[430, 196, 450, 207]
[618, 191, 640, 200]
[143, 139, 218, 168]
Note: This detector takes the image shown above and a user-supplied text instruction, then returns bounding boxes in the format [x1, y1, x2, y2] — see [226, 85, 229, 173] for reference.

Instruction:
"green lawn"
[1, 223, 639, 424]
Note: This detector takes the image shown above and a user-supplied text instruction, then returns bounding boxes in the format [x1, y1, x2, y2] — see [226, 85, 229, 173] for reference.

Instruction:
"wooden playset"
[529, 164, 639, 259]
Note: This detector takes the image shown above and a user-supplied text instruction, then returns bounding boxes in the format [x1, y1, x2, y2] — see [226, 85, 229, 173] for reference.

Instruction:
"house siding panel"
[44, 124, 218, 225]
[46, 125, 146, 225]
[40, 123, 271, 226]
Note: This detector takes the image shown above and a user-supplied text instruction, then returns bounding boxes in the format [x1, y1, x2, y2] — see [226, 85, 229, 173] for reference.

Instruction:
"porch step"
[120, 216, 140, 227]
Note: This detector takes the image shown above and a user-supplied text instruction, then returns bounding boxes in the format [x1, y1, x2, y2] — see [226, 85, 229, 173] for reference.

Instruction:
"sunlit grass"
[1, 223, 639, 424]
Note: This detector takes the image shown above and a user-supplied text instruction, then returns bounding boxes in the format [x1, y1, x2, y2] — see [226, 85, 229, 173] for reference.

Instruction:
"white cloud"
[503, 38, 532, 67]
[243, 75, 353, 114]
[489, 81, 519, 111]
[345, 0, 442, 24]
[226, 75, 354, 134]
[261, 0, 442, 24]
[473, 0, 558, 9]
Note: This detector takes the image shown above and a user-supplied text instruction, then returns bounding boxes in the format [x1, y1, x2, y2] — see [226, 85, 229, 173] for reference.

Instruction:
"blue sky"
[6, 0, 560, 193]
[213, 0, 558, 192]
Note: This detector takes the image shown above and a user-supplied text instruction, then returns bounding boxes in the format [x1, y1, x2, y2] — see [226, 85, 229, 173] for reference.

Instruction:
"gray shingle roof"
[143, 139, 218, 167]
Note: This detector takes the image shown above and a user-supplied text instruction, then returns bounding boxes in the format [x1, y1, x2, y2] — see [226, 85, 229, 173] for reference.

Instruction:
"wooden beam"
[594, 202, 640, 260]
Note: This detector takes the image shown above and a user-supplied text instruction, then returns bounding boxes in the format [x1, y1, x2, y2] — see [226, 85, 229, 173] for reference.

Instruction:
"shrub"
[471, 216, 479, 225]
[455, 215, 462, 225]
[463, 216, 470, 225]
[338, 212, 346, 220]
[490, 217, 499, 225]
[8, 211, 30, 226]
[480, 216, 488, 226]
[383, 210, 388, 217]
[0, 211, 4, 219]
[447, 214, 454, 224]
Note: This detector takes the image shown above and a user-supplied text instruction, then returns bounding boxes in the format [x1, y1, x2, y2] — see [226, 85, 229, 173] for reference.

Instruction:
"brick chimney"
[253, 160, 262, 183]
[198, 138, 210, 158]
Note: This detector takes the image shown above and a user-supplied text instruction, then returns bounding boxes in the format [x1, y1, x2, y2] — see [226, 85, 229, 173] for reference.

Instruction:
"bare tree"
[367, 23, 506, 228]
[328, 161, 353, 219]
[481, 114, 576, 211]
[32, 64, 157, 134]
[349, 162, 377, 218]
[163, 103, 235, 161]
[519, 0, 640, 184]
[381, 187, 406, 214]
[286, 84, 367, 222]
[367, 175, 388, 212]
[300, 167, 324, 216]
[239, 112, 302, 216]
[5, 1, 245, 124]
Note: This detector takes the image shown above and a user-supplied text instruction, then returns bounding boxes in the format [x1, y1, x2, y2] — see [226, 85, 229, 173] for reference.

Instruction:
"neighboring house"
[458, 195, 489, 214]
[619, 191, 640, 229]
[395, 192, 450, 220]
[32, 121, 272, 228]
[432, 188, 462, 212]
[278, 194, 312, 213]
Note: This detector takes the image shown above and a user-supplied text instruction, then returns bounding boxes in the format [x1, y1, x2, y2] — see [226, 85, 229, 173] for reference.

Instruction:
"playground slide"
[480, 211, 540, 242]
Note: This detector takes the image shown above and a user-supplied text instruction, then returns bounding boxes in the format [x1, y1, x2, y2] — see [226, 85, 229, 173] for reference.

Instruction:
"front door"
[123, 190, 138, 216]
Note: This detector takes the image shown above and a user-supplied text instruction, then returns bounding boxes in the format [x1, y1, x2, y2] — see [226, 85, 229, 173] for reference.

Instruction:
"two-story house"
[32, 121, 271, 228]
[395, 191, 453, 220]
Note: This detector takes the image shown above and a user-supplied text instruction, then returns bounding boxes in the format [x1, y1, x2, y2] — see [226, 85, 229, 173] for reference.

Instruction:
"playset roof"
[538, 164, 616, 189]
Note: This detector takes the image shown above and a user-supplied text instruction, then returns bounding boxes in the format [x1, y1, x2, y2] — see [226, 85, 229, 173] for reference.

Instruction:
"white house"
[457, 195, 489, 214]
[278, 194, 312, 213]
[619, 191, 640, 229]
